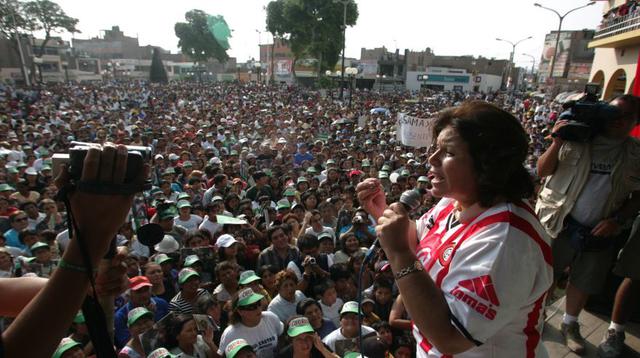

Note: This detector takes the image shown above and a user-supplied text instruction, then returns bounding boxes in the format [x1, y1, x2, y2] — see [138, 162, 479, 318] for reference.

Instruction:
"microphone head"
[399, 190, 421, 211]
[136, 223, 165, 247]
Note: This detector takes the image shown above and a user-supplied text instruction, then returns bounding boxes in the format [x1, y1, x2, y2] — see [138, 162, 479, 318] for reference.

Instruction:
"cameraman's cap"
[287, 316, 315, 337]
[154, 235, 179, 253]
[158, 205, 178, 220]
[129, 276, 152, 291]
[183, 254, 201, 267]
[30, 241, 50, 253]
[177, 200, 191, 209]
[216, 234, 238, 248]
[154, 253, 173, 265]
[225, 338, 252, 358]
[52, 338, 82, 358]
[340, 301, 362, 316]
[178, 267, 201, 285]
[239, 270, 261, 285]
[235, 288, 264, 308]
[127, 306, 153, 327]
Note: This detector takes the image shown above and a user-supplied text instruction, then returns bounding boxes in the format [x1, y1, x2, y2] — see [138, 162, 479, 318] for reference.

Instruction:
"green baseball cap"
[158, 205, 178, 220]
[183, 254, 201, 267]
[306, 167, 317, 174]
[163, 167, 176, 175]
[7, 167, 18, 175]
[326, 159, 336, 165]
[239, 270, 261, 285]
[177, 192, 191, 200]
[235, 288, 264, 308]
[127, 306, 153, 327]
[400, 169, 410, 177]
[30, 241, 50, 253]
[297, 177, 308, 184]
[0, 184, 14, 192]
[378, 171, 389, 179]
[182, 161, 193, 167]
[283, 187, 296, 197]
[225, 338, 252, 358]
[53, 338, 82, 358]
[418, 176, 429, 183]
[344, 352, 364, 358]
[177, 200, 192, 209]
[381, 164, 391, 171]
[178, 268, 201, 285]
[277, 200, 291, 211]
[73, 312, 85, 324]
[147, 347, 177, 358]
[287, 316, 315, 337]
[362, 159, 371, 167]
[340, 301, 362, 316]
[154, 253, 173, 265]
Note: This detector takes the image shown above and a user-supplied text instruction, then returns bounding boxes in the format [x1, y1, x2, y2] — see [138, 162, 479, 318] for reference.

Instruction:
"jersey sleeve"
[438, 222, 552, 344]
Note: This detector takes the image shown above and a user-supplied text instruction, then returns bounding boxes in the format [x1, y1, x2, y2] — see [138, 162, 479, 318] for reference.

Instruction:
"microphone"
[363, 189, 421, 263]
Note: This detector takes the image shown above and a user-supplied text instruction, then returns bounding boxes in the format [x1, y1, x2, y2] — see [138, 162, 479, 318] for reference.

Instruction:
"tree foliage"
[265, 0, 358, 74]
[23, 0, 79, 56]
[0, 0, 36, 40]
[175, 9, 229, 64]
[149, 47, 168, 83]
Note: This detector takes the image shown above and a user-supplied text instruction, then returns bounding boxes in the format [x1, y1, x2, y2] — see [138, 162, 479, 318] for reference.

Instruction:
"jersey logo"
[438, 244, 455, 266]
[450, 275, 500, 320]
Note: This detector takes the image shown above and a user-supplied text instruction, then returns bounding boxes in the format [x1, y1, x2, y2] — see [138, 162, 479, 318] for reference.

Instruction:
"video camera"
[52, 142, 152, 194]
[555, 84, 621, 142]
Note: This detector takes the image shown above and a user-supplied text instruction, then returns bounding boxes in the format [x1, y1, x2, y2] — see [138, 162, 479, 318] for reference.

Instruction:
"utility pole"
[9, 1, 30, 87]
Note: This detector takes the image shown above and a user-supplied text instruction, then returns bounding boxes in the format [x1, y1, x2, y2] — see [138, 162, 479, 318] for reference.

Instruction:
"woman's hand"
[376, 203, 415, 255]
[356, 178, 387, 221]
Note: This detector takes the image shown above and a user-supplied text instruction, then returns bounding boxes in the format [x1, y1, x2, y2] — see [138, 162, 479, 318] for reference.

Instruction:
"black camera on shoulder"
[52, 141, 152, 194]
[554, 83, 621, 142]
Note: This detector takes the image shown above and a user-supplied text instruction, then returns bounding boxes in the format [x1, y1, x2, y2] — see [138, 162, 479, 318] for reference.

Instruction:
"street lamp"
[334, 0, 351, 100]
[345, 66, 357, 107]
[376, 74, 386, 92]
[61, 61, 69, 83]
[534, 2, 595, 79]
[33, 56, 44, 83]
[496, 36, 532, 91]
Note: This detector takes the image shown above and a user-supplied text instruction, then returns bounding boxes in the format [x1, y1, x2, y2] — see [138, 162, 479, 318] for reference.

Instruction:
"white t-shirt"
[412, 198, 553, 358]
[174, 214, 203, 231]
[322, 326, 375, 356]
[570, 136, 624, 227]
[267, 291, 306, 322]
[198, 217, 221, 236]
[319, 298, 343, 327]
[217, 311, 283, 358]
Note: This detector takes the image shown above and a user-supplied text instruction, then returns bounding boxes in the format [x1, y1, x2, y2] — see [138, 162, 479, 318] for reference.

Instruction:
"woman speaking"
[357, 101, 553, 357]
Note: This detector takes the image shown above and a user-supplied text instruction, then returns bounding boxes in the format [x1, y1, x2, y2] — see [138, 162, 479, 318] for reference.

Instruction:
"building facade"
[538, 29, 595, 93]
[588, 0, 640, 99]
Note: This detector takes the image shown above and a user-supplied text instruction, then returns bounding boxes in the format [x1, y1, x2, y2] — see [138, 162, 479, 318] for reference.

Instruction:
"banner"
[396, 113, 436, 148]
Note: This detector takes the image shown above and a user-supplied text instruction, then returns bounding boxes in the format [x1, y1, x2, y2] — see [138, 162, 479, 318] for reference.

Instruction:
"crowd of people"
[0, 80, 637, 358]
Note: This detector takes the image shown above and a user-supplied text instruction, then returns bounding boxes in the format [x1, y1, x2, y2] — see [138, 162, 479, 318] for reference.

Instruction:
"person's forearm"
[389, 295, 412, 331]
[387, 251, 473, 355]
[536, 140, 562, 178]
[3, 236, 109, 357]
[0, 277, 48, 317]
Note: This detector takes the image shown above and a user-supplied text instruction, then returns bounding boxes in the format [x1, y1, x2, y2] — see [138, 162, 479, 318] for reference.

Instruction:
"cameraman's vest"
[536, 137, 640, 238]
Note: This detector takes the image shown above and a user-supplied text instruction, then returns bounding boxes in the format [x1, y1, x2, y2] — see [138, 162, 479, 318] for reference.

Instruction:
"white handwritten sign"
[396, 113, 436, 148]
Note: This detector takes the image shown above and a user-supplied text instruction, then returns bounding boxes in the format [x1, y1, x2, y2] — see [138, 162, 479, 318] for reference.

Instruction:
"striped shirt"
[168, 289, 210, 314]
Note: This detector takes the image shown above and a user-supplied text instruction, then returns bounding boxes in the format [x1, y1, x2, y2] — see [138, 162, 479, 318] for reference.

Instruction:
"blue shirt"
[294, 152, 314, 166]
[3, 229, 25, 251]
[114, 296, 169, 348]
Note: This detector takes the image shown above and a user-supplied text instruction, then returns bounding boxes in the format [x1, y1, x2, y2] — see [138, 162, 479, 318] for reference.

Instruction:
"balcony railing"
[594, 10, 640, 40]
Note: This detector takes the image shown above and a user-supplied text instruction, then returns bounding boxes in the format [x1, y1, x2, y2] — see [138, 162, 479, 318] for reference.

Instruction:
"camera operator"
[0, 144, 145, 357]
[536, 94, 640, 355]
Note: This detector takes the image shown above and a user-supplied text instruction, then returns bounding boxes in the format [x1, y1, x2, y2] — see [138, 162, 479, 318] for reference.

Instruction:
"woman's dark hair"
[372, 320, 392, 332]
[300, 190, 318, 210]
[297, 234, 319, 251]
[296, 297, 323, 315]
[339, 232, 358, 254]
[18, 229, 38, 244]
[433, 101, 533, 207]
[164, 314, 195, 349]
[224, 193, 240, 214]
[257, 264, 279, 278]
[183, 230, 207, 247]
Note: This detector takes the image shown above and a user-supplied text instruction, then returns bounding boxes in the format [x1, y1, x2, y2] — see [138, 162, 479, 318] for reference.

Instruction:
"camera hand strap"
[58, 186, 117, 358]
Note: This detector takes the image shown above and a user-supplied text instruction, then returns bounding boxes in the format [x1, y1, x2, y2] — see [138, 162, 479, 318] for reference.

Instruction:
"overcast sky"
[50, 0, 604, 68]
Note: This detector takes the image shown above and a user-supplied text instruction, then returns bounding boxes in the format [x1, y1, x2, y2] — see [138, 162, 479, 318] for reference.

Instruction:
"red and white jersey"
[413, 198, 553, 358]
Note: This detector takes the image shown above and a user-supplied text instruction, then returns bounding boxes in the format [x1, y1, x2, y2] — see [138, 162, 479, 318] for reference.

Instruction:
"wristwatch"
[394, 260, 424, 280]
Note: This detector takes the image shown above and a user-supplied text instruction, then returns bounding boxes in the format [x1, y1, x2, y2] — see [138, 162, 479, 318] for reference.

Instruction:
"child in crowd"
[315, 280, 343, 327]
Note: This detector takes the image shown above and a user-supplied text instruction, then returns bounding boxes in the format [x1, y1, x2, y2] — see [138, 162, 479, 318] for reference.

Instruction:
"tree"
[0, 0, 37, 84]
[23, 0, 79, 57]
[149, 47, 168, 83]
[265, 0, 358, 79]
[174, 9, 229, 64]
